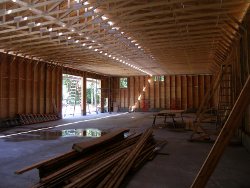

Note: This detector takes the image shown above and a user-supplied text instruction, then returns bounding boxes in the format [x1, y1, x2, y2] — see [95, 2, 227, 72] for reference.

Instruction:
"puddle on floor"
[4, 128, 107, 142]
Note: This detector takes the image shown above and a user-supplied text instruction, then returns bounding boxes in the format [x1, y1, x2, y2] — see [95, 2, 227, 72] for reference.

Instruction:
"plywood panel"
[170, 76, 176, 109]
[160, 78, 165, 109]
[145, 77, 150, 109]
[124, 87, 128, 108]
[149, 78, 154, 109]
[181, 76, 187, 110]
[166, 76, 171, 109]
[187, 75, 193, 109]
[193, 76, 199, 108]
[33, 64, 38, 114]
[155, 80, 159, 109]
[176, 75, 181, 110]
[139, 76, 144, 109]
[2, 99, 8, 118]
[0, 53, 64, 119]
[129, 77, 134, 107]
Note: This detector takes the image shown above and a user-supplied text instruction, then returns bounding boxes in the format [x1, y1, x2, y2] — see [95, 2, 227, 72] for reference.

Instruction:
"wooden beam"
[191, 76, 250, 188]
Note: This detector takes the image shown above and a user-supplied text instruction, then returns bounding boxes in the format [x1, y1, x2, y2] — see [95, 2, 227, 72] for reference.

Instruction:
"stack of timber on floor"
[0, 117, 20, 130]
[18, 113, 59, 125]
[16, 128, 164, 188]
[0, 113, 59, 130]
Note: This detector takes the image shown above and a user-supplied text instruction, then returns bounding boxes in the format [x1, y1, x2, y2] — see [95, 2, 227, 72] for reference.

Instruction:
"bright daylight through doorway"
[62, 74, 83, 118]
[86, 78, 102, 115]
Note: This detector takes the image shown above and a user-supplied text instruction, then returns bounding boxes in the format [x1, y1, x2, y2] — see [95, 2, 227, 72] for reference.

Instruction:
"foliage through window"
[153, 76, 164, 82]
[120, 78, 128, 88]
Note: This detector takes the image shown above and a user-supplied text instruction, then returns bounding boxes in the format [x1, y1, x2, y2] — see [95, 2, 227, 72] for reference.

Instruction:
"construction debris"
[15, 128, 166, 188]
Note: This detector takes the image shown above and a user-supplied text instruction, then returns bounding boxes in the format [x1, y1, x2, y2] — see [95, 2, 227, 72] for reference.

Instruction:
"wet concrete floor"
[3, 128, 106, 142]
[0, 112, 250, 188]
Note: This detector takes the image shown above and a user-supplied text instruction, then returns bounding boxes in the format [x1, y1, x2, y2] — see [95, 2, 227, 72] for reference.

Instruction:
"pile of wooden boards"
[16, 128, 165, 188]
[18, 114, 59, 125]
[0, 117, 20, 129]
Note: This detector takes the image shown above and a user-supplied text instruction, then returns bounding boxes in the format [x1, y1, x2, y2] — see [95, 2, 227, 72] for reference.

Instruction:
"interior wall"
[0, 53, 62, 119]
[0, 53, 109, 120]
[110, 75, 213, 112]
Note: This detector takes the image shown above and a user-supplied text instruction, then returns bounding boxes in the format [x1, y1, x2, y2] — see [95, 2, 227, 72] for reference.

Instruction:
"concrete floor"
[0, 112, 250, 188]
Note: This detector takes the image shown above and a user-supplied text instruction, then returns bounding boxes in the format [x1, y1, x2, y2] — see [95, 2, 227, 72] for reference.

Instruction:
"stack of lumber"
[0, 117, 20, 129]
[15, 128, 165, 188]
[18, 114, 59, 125]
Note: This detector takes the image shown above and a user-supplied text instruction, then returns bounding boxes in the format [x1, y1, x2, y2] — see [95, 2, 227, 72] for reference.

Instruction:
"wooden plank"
[191, 76, 250, 188]
[72, 128, 129, 153]
[15, 150, 76, 174]
[109, 128, 153, 188]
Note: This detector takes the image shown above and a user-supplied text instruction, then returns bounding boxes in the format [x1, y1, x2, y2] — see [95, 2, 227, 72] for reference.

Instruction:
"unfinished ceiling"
[0, 0, 249, 76]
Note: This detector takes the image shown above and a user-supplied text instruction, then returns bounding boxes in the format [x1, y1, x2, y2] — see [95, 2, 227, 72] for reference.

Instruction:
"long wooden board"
[191, 76, 250, 188]
[72, 128, 129, 152]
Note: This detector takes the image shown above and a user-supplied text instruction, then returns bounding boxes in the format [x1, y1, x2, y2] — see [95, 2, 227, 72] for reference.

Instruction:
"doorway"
[86, 78, 101, 114]
[62, 74, 83, 118]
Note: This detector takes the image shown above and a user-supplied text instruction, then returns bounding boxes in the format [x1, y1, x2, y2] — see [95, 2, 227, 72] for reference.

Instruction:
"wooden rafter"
[0, 0, 249, 75]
